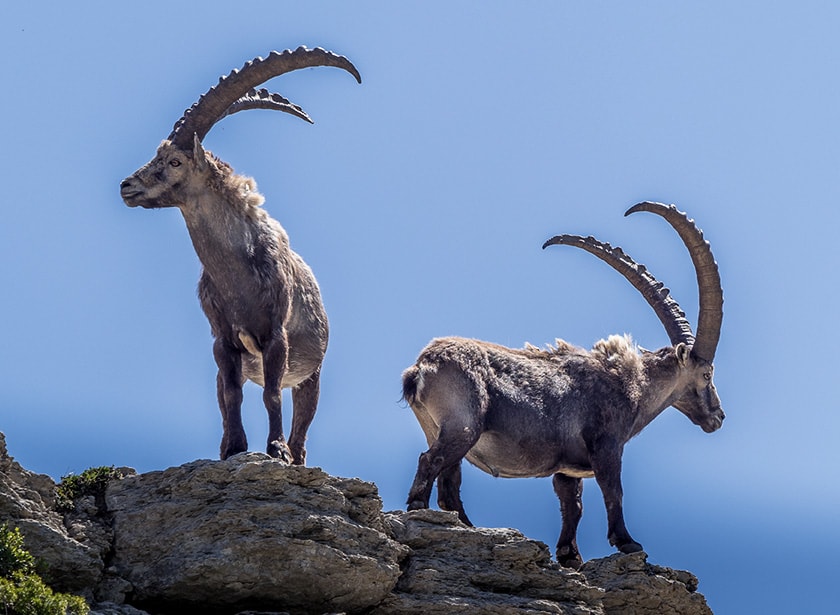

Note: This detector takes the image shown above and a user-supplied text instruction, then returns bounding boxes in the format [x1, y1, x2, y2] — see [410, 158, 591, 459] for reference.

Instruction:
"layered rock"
[580, 553, 711, 615]
[375, 508, 603, 614]
[0, 433, 712, 614]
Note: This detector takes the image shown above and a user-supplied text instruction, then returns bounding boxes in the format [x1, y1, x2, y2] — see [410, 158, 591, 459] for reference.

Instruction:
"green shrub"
[55, 466, 124, 512]
[0, 573, 88, 615]
[0, 525, 88, 615]
[0, 524, 34, 578]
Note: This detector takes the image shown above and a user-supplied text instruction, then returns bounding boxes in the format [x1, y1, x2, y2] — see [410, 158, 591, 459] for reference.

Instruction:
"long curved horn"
[221, 88, 314, 124]
[542, 234, 695, 347]
[625, 202, 723, 362]
[168, 46, 361, 149]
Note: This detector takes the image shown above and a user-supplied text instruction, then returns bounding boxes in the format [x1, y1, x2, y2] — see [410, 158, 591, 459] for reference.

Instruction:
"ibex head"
[120, 136, 209, 210]
[670, 342, 723, 433]
[120, 46, 361, 209]
[544, 202, 725, 433]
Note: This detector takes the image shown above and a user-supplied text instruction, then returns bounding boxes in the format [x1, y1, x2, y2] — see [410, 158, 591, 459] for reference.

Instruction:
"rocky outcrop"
[105, 454, 407, 613]
[0, 433, 712, 614]
[580, 554, 710, 615]
[374, 508, 603, 614]
[0, 433, 102, 592]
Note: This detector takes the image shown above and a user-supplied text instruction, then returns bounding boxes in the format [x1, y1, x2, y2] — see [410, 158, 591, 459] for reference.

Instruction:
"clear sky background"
[2, 2, 838, 613]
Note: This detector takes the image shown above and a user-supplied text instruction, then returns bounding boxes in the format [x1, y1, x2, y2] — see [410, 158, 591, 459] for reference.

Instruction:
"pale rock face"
[0, 433, 713, 614]
[104, 452, 408, 613]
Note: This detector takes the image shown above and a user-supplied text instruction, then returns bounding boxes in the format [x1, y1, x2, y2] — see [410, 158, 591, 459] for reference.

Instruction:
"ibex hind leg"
[406, 366, 484, 517]
[553, 473, 584, 569]
[287, 368, 321, 466]
[407, 419, 481, 517]
[437, 460, 473, 526]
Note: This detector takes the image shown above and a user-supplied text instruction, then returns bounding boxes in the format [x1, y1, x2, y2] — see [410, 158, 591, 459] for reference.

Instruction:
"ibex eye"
[704, 373, 712, 381]
[169, 159, 181, 167]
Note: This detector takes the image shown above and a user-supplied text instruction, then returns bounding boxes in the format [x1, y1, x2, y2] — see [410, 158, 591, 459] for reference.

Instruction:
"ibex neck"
[630, 348, 684, 437]
[179, 193, 284, 285]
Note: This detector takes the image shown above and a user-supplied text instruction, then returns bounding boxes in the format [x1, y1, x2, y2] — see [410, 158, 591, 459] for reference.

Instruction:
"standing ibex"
[120, 47, 360, 464]
[403, 202, 724, 568]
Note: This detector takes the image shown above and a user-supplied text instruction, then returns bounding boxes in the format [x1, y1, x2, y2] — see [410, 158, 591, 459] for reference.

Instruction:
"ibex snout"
[120, 177, 141, 202]
[703, 406, 725, 433]
[120, 176, 143, 207]
[678, 394, 724, 433]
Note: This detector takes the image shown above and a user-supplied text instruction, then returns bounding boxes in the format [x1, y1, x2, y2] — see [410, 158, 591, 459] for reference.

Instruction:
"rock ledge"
[0, 434, 712, 614]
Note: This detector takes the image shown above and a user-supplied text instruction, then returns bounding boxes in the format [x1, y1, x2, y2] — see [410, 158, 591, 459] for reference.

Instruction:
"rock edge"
[0, 433, 712, 615]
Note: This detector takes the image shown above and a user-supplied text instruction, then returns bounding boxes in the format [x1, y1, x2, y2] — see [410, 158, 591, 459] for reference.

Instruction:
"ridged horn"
[542, 234, 695, 348]
[625, 202, 723, 362]
[221, 89, 314, 124]
[168, 46, 361, 149]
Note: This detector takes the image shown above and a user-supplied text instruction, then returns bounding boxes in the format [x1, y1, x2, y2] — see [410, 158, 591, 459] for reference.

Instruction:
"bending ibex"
[403, 202, 724, 568]
[120, 47, 361, 464]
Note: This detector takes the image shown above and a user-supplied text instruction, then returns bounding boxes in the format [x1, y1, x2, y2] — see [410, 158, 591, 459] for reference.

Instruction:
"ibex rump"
[403, 203, 724, 568]
[120, 47, 360, 464]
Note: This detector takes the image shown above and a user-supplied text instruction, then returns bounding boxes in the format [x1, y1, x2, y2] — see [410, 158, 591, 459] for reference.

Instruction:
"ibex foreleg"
[262, 330, 292, 463]
[214, 339, 247, 460]
[590, 439, 643, 554]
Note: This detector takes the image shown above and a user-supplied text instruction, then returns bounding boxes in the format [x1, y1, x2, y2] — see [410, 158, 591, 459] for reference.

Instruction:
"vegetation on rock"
[0, 523, 88, 615]
[55, 467, 125, 512]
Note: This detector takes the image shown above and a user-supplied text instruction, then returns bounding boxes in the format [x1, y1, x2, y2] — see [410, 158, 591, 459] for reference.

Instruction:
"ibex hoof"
[558, 555, 583, 570]
[618, 540, 644, 554]
[557, 545, 583, 570]
[220, 440, 247, 460]
[288, 440, 307, 466]
[407, 500, 428, 512]
[267, 440, 292, 463]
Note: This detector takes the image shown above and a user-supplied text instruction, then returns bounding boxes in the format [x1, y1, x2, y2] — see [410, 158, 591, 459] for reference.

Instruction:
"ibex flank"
[120, 47, 361, 464]
[403, 202, 724, 568]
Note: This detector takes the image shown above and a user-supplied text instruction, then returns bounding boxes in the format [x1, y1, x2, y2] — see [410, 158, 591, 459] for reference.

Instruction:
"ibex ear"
[192, 133, 207, 170]
[675, 343, 691, 367]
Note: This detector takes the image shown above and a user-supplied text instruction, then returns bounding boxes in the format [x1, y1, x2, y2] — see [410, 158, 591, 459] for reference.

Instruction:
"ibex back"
[120, 47, 361, 464]
[403, 203, 724, 568]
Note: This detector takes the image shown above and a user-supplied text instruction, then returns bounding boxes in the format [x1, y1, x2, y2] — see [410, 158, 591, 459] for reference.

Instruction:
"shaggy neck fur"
[567, 334, 685, 438]
[194, 150, 268, 217]
[178, 152, 289, 290]
[634, 344, 686, 437]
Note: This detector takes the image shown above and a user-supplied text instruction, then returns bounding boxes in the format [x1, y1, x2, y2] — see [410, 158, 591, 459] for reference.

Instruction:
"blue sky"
[2, 2, 838, 612]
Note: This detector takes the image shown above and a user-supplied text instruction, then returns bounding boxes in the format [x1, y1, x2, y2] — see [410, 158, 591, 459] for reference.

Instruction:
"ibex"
[120, 47, 361, 464]
[403, 202, 724, 568]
